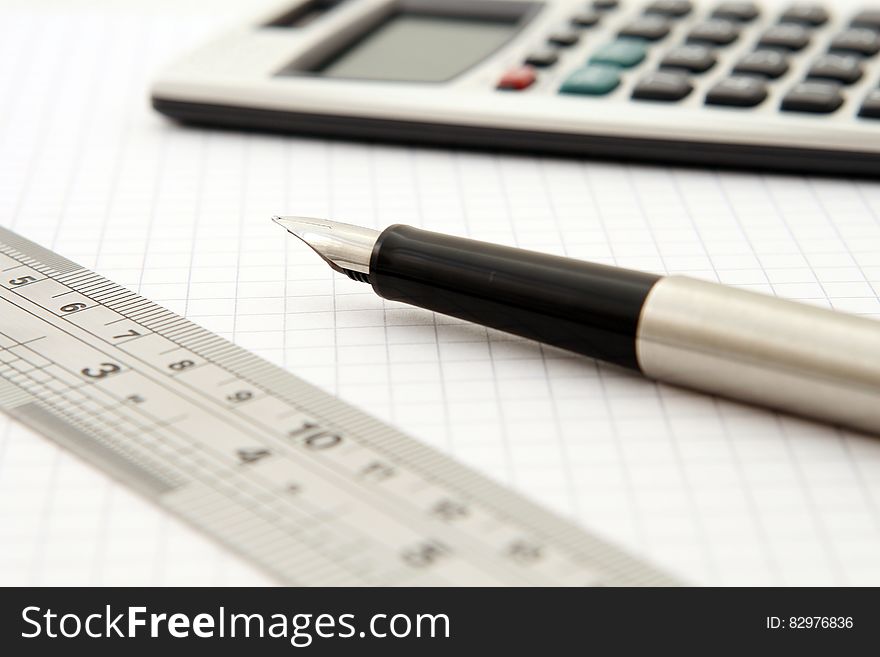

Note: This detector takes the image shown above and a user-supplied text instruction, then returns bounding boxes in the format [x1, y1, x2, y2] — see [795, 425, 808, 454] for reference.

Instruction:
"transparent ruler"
[0, 226, 674, 586]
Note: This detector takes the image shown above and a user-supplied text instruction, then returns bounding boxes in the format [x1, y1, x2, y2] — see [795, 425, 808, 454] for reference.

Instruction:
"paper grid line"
[1, 0, 880, 586]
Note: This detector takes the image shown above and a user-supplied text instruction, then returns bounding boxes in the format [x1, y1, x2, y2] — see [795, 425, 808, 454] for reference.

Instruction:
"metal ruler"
[0, 226, 674, 586]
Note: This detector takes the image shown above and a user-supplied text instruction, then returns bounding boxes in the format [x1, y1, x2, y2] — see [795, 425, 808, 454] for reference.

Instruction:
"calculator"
[151, 0, 880, 175]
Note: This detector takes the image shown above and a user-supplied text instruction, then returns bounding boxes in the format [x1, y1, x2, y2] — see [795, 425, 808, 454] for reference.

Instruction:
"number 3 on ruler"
[81, 363, 122, 379]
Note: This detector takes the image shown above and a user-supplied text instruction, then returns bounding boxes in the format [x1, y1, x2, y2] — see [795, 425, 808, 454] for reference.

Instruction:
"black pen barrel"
[369, 225, 661, 370]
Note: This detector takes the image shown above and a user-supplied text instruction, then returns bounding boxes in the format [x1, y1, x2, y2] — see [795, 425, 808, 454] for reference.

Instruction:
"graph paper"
[2, 0, 880, 586]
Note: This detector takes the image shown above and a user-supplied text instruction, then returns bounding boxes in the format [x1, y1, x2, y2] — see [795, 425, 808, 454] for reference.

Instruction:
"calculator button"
[781, 81, 844, 113]
[733, 50, 790, 78]
[644, 0, 693, 18]
[779, 4, 829, 27]
[758, 24, 811, 51]
[660, 45, 717, 73]
[712, 1, 759, 22]
[807, 54, 864, 85]
[705, 76, 769, 107]
[688, 20, 741, 46]
[593, 0, 619, 10]
[590, 39, 648, 68]
[851, 10, 880, 31]
[497, 66, 537, 91]
[829, 28, 880, 56]
[571, 10, 601, 28]
[859, 89, 880, 118]
[560, 65, 622, 96]
[619, 16, 672, 41]
[632, 71, 694, 101]
[548, 29, 580, 47]
[524, 48, 559, 68]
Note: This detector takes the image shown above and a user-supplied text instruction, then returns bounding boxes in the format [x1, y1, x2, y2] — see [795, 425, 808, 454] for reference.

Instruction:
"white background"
[1, 0, 880, 586]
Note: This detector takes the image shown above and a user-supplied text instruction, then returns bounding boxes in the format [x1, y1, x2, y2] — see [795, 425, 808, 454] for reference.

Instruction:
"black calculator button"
[859, 89, 880, 118]
[733, 50, 790, 78]
[781, 81, 844, 113]
[688, 20, 741, 46]
[851, 10, 880, 31]
[758, 24, 811, 51]
[619, 16, 673, 41]
[706, 76, 769, 107]
[712, 1, 759, 22]
[632, 71, 694, 101]
[645, 1, 693, 18]
[779, 4, 829, 27]
[660, 45, 717, 73]
[807, 54, 864, 85]
[548, 29, 581, 47]
[829, 28, 880, 56]
[524, 49, 559, 68]
[593, 0, 619, 10]
[571, 10, 601, 28]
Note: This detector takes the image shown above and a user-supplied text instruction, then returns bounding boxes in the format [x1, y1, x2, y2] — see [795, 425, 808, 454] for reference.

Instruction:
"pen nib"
[272, 216, 379, 277]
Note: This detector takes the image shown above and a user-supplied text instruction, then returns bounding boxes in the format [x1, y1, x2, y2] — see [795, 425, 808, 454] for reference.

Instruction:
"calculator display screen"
[317, 13, 518, 82]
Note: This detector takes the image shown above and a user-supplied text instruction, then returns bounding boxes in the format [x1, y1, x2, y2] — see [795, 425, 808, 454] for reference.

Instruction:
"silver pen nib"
[272, 216, 379, 278]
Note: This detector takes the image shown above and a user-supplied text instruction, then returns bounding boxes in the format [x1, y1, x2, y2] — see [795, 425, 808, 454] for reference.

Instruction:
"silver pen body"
[637, 276, 880, 434]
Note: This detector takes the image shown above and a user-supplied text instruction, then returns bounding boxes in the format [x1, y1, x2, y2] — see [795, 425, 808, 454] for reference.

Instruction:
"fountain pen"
[273, 216, 880, 434]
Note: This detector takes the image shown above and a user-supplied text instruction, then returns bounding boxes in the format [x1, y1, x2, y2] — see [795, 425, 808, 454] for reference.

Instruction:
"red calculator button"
[497, 66, 537, 90]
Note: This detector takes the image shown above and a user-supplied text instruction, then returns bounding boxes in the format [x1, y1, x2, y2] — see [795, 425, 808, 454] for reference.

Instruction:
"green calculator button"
[590, 39, 648, 68]
[559, 64, 622, 95]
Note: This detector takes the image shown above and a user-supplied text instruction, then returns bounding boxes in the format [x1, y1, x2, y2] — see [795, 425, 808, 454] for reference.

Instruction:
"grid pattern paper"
[2, 0, 880, 586]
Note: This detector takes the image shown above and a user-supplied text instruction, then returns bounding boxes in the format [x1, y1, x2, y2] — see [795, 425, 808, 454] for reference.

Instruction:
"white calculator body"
[151, 0, 880, 174]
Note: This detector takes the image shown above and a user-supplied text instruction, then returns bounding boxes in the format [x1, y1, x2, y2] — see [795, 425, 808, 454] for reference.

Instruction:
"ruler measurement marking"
[92, 283, 137, 304]
[78, 283, 118, 297]
[56, 270, 94, 282]
[177, 338, 224, 354]
[135, 307, 175, 321]
[94, 290, 136, 302]
[111, 300, 151, 313]
[112, 300, 153, 313]
[66, 276, 104, 289]
[183, 498, 369, 585]
[0, 334, 47, 349]
[163, 328, 203, 342]
[57, 275, 94, 287]
[16, 368, 174, 452]
[9, 379, 185, 491]
[183, 489, 374, 584]
[151, 318, 189, 332]
[157, 345, 188, 356]
[127, 310, 166, 323]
